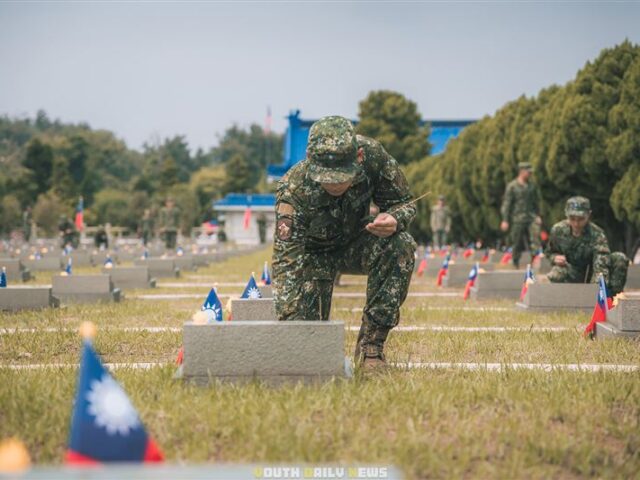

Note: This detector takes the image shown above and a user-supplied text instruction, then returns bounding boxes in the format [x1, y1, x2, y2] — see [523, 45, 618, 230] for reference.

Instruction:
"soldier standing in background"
[158, 198, 180, 250]
[545, 196, 629, 295]
[500, 162, 541, 268]
[272, 116, 416, 370]
[430, 195, 451, 250]
[58, 215, 78, 249]
[257, 213, 267, 244]
[22, 206, 32, 244]
[139, 209, 153, 246]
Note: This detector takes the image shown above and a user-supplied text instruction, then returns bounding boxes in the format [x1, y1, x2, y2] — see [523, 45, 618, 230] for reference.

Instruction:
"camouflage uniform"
[430, 200, 451, 249]
[545, 196, 629, 295]
[159, 204, 180, 249]
[500, 164, 540, 267]
[272, 116, 416, 364]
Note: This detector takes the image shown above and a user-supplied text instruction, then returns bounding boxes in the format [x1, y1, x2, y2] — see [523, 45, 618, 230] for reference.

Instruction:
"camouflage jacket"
[500, 179, 539, 224]
[158, 207, 180, 232]
[272, 135, 415, 287]
[430, 204, 451, 232]
[544, 220, 610, 281]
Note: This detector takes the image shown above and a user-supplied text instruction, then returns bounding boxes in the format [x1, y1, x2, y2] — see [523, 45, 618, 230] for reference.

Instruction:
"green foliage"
[356, 90, 431, 165]
[32, 192, 66, 236]
[224, 153, 253, 193]
[0, 194, 21, 235]
[407, 42, 640, 254]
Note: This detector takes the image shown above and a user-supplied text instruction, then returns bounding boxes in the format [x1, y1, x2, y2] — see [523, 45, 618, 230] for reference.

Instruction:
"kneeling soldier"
[272, 116, 417, 370]
[545, 196, 629, 295]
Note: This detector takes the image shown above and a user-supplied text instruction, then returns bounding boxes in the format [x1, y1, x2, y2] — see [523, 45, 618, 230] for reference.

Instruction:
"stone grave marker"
[231, 298, 276, 321]
[259, 285, 273, 298]
[183, 320, 345, 385]
[625, 264, 640, 290]
[0, 258, 32, 282]
[516, 283, 598, 312]
[0, 286, 59, 311]
[134, 258, 180, 278]
[173, 255, 197, 272]
[23, 256, 63, 272]
[470, 270, 524, 300]
[596, 298, 640, 339]
[101, 266, 156, 290]
[442, 263, 495, 288]
[52, 274, 122, 304]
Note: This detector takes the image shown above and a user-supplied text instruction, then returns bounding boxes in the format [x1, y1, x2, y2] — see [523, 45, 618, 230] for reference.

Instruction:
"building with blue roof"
[213, 194, 276, 245]
[267, 110, 476, 180]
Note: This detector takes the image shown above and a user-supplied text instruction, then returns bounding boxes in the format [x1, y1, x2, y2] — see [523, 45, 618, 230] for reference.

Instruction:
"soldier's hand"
[554, 255, 567, 266]
[500, 221, 509, 232]
[366, 213, 397, 238]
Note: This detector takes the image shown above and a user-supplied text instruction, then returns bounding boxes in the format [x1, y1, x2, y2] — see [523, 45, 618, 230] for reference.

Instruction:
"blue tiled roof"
[213, 193, 276, 208]
[267, 110, 476, 179]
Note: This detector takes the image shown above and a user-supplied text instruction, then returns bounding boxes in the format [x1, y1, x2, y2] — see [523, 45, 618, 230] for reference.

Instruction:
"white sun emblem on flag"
[202, 302, 222, 322]
[86, 374, 140, 436]
[247, 287, 261, 299]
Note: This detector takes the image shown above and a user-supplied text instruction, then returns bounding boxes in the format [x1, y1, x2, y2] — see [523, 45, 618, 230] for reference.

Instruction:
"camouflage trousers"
[282, 231, 416, 329]
[547, 252, 629, 296]
[163, 231, 177, 250]
[433, 230, 448, 250]
[509, 221, 540, 268]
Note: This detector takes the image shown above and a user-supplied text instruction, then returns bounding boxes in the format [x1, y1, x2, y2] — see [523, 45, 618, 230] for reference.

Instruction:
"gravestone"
[516, 283, 598, 312]
[173, 255, 197, 272]
[470, 270, 524, 299]
[192, 254, 210, 267]
[52, 274, 122, 304]
[23, 257, 63, 272]
[231, 298, 276, 321]
[595, 298, 640, 339]
[92, 251, 117, 266]
[101, 266, 156, 290]
[625, 265, 640, 290]
[65, 250, 92, 267]
[0, 286, 58, 311]
[183, 321, 345, 385]
[0, 258, 32, 282]
[259, 285, 273, 298]
[134, 258, 180, 278]
[442, 263, 495, 288]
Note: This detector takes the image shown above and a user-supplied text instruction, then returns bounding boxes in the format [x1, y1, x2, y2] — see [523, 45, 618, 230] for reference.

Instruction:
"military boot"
[355, 318, 391, 371]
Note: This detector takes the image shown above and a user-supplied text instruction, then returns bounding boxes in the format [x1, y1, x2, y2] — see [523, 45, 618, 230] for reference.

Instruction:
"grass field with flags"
[1, 246, 639, 478]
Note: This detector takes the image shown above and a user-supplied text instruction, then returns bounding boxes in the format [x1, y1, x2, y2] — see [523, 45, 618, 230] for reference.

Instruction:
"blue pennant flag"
[261, 261, 271, 286]
[104, 256, 114, 267]
[176, 246, 184, 256]
[66, 340, 163, 464]
[0, 267, 7, 288]
[143, 249, 149, 259]
[241, 275, 262, 299]
[202, 288, 224, 322]
[65, 258, 73, 275]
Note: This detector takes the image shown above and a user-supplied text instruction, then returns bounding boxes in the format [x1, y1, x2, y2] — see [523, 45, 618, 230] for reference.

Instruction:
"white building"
[212, 194, 276, 245]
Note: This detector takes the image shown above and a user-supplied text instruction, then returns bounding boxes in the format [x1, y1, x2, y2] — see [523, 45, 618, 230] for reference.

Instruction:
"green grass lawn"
[2, 245, 640, 479]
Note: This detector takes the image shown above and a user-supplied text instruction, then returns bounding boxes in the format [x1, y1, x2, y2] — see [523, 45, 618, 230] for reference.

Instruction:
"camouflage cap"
[306, 116, 359, 184]
[565, 196, 591, 218]
[518, 162, 533, 172]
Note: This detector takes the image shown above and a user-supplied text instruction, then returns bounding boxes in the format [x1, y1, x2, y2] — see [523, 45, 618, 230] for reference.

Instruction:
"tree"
[190, 166, 227, 220]
[224, 153, 253, 193]
[33, 192, 66, 236]
[23, 138, 53, 194]
[356, 90, 431, 165]
[0, 195, 21, 235]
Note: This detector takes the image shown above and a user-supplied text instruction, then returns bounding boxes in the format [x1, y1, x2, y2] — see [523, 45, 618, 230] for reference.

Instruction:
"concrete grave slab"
[91, 251, 118, 266]
[259, 285, 273, 298]
[66, 250, 93, 267]
[0, 258, 32, 282]
[470, 270, 524, 300]
[102, 266, 156, 290]
[535, 256, 552, 275]
[23, 257, 63, 272]
[442, 263, 495, 288]
[606, 298, 640, 332]
[134, 258, 180, 278]
[595, 321, 640, 339]
[0, 286, 58, 311]
[52, 274, 122, 304]
[173, 255, 197, 272]
[183, 320, 345, 385]
[231, 298, 276, 321]
[625, 264, 640, 290]
[516, 283, 598, 312]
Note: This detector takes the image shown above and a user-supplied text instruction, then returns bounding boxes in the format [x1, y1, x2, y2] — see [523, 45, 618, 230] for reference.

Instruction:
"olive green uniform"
[158, 206, 180, 249]
[545, 220, 628, 295]
[501, 179, 540, 267]
[430, 204, 451, 249]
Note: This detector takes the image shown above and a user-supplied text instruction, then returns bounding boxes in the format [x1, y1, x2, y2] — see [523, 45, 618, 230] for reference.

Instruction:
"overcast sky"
[1, 2, 639, 151]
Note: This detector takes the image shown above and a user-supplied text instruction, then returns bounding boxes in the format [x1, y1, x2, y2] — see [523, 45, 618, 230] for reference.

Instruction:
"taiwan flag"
[462, 245, 475, 259]
[66, 340, 163, 464]
[261, 261, 271, 286]
[462, 262, 479, 300]
[416, 251, 428, 277]
[241, 274, 262, 299]
[65, 258, 73, 275]
[202, 288, 224, 322]
[519, 264, 535, 301]
[500, 248, 513, 265]
[531, 248, 544, 267]
[584, 275, 614, 338]
[436, 255, 450, 287]
[0, 266, 6, 287]
[75, 196, 84, 232]
[480, 248, 490, 263]
[243, 206, 251, 230]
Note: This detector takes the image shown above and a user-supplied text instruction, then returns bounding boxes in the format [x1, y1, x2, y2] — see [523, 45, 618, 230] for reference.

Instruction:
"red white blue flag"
[66, 340, 163, 464]
[261, 261, 271, 286]
[75, 196, 84, 232]
[463, 262, 479, 300]
[584, 275, 613, 338]
[436, 254, 450, 287]
[500, 248, 513, 265]
[202, 288, 224, 322]
[481, 248, 490, 263]
[519, 264, 535, 301]
[241, 274, 262, 299]
[416, 250, 428, 277]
